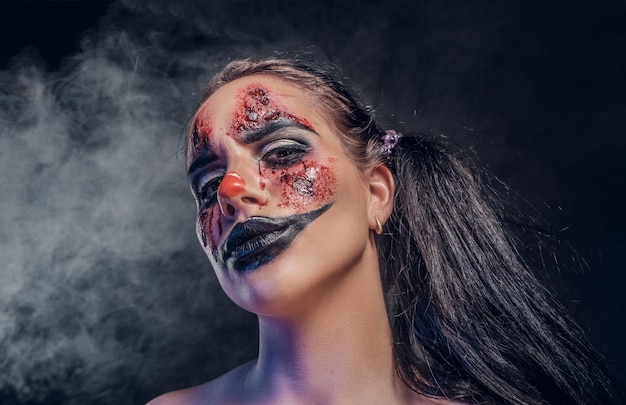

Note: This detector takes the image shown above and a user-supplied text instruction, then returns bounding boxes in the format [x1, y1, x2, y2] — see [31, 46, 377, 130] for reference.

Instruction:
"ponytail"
[200, 55, 622, 404]
[378, 133, 621, 404]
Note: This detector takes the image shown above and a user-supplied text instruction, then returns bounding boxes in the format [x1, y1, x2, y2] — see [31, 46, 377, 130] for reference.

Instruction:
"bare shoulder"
[145, 361, 256, 405]
[145, 380, 219, 405]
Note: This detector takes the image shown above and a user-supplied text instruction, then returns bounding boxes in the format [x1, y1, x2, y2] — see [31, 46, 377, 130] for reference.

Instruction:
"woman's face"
[187, 75, 375, 315]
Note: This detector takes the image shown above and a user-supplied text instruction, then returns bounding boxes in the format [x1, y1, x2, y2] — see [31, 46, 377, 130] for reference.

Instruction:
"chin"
[213, 251, 324, 316]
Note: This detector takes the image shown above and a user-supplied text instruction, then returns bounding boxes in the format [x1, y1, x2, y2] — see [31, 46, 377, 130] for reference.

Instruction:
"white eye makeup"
[195, 169, 225, 206]
[259, 138, 310, 170]
[188, 125, 316, 208]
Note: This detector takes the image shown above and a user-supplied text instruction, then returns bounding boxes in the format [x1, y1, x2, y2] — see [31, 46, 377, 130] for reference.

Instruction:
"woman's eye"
[197, 175, 223, 204]
[261, 140, 308, 169]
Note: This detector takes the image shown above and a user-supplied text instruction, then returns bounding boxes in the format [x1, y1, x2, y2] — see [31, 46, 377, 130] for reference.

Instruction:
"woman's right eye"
[197, 175, 223, 205]
[260, 139, 309, 169]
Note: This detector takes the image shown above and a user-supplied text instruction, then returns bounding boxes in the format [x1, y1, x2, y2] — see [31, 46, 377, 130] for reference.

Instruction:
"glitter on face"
[269, 158, 337, 212]
[191, 81, 340, 260]
[292, 176, 314, 196]
[231, 85, 312, 134]
[196, 158, 337, 256]
[188, 83, 314, 165]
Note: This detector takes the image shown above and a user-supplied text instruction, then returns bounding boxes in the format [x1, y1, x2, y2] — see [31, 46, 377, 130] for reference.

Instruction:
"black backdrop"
[1, 0, 624, 403]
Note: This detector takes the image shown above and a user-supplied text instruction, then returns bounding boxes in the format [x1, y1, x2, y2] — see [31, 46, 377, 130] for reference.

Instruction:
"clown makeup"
[216, 203, 332, 273]
[189, 84, 313, 157]
[187, 82, 339, 272]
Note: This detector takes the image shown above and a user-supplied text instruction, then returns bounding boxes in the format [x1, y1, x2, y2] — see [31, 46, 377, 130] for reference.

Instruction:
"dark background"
[0, 0, 624, 403]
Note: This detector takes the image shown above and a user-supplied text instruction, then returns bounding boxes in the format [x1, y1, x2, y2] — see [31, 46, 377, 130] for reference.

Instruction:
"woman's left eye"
[196, 173, 224, 205]
[261, 140, 309, 168]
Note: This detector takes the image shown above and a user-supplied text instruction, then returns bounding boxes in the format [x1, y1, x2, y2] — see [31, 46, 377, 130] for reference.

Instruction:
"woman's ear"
[366, 164, 395, 229]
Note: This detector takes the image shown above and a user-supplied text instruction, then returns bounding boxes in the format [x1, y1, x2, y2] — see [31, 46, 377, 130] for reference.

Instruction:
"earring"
[374, 217, 383, 235]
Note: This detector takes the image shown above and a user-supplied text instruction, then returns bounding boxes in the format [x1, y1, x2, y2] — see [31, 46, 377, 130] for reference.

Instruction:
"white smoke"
[0, 2, 262, 403]
[1, 0, 623, 403]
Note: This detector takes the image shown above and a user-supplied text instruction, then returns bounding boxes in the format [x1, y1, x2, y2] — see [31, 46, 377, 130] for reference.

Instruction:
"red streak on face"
[218, 172, 246, 199]
[190, 109, 213, 155]
[198, 205, 221, 254]
[231, 84, 313, 134]
[193, 82, 334, 253]
[189, 84, 313, 165]
[199, 212, 209, 248]
[269, 158, 336, 212]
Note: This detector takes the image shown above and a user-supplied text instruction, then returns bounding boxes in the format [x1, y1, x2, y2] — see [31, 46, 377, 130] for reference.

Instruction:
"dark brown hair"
[194, 57, 386, 168]
[191, 54, 623, 404]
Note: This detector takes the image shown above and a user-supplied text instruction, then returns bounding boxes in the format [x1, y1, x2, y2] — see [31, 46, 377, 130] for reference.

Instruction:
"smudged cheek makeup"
[214, 156, 337, 273]
[226, 85, 337, 212]
[261, 158, 337, 212]
[197, 203, 222, 255]
[196, 157, 337, 262]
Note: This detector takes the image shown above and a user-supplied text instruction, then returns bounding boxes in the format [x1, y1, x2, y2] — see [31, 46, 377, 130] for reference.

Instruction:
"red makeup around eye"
[265, 158, 337, 212]
[192, 80, 337, 255]
[190, 83, 314, 163]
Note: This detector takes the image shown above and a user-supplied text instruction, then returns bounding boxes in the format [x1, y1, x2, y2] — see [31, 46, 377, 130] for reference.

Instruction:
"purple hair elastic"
[382, 130, 402, 165]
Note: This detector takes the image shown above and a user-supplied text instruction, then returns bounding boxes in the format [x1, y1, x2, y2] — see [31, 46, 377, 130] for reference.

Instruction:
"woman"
[149, 56, 621, 404]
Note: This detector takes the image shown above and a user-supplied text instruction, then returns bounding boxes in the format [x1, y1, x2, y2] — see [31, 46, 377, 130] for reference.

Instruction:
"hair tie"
[382, 129, 402, 167]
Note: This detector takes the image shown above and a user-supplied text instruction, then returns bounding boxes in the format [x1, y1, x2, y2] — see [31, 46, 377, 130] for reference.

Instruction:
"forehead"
[196, 75, 322, 130]
[188, 75, 329, 163]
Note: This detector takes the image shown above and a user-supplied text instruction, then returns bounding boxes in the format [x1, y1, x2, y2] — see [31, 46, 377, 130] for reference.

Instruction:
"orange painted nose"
[218, 172, 246, 199]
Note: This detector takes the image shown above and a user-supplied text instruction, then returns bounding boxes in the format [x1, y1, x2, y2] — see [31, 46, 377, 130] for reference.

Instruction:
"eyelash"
[196, 173, 223, 205]
[260, 139, 309, 169]
[194, 139, 310, 206]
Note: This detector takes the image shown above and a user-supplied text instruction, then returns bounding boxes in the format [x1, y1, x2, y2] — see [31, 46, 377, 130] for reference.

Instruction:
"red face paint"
[190, 108, 213, 155]
[189, 83, 313, 165]
[231, 85, 313, 134]
[264, 158, 336, 212]
[191, 81, 338, 259]
[218, 172, 246, 199]
[198, 204, 222, 253]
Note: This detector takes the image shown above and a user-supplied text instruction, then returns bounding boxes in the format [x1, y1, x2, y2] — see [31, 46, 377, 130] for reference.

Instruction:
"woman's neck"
[148, 242, 461, 405]
[247, 247, 418, 404]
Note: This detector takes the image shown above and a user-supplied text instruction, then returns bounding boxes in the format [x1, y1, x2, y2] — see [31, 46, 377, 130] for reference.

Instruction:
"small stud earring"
[374, 217, 383, 235]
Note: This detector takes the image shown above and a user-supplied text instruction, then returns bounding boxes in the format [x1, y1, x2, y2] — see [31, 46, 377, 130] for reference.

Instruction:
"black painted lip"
[217, 203, 332, 273]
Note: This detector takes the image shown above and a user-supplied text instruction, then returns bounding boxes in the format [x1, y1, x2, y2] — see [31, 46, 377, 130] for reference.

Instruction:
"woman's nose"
[218, 172, 247, 199]
[217, 171, 268, 218]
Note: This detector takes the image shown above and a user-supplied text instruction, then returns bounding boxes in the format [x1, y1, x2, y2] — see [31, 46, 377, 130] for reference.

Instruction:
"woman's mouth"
[217, 203, 332, 273]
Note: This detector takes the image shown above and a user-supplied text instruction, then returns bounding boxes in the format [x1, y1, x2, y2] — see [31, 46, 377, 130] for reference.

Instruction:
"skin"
[148, 75, 461, 405]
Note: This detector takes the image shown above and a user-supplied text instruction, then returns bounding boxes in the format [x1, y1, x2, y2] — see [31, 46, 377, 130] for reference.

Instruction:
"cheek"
[197, 204, 223, 254]
[264, 158, 337, 212]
